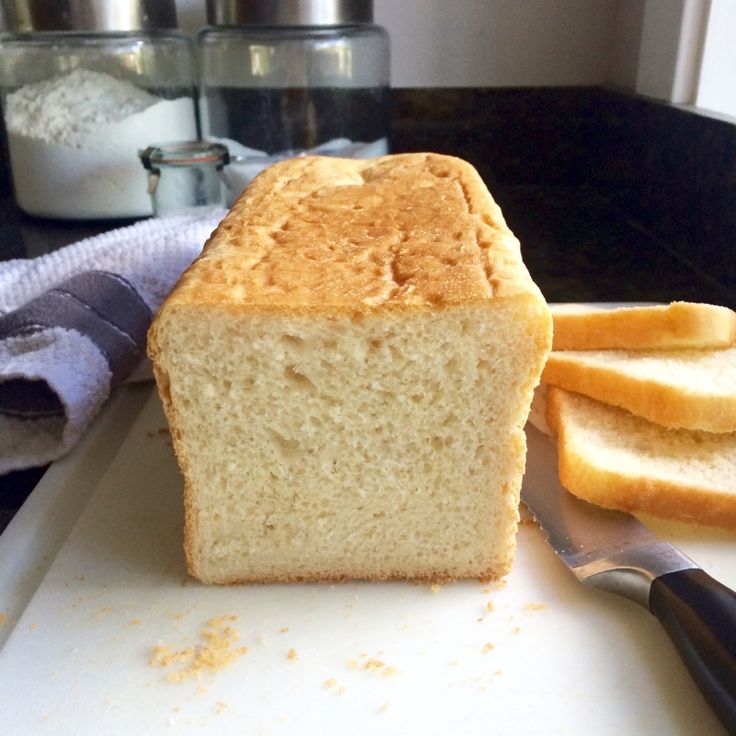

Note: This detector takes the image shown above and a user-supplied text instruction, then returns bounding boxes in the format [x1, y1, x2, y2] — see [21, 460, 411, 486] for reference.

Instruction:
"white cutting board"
[0, 384, 734, 736]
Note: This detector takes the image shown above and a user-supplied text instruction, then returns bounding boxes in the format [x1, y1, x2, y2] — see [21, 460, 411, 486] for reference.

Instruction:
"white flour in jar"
[5, 68, 197, 219]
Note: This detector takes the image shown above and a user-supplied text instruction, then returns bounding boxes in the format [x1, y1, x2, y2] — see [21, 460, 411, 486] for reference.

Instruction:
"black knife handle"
[649, 568, 736, 733]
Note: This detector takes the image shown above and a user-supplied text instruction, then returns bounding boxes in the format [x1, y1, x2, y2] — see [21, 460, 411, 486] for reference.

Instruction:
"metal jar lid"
[1, 0, 178, 32]
[206, 0, 373, 27]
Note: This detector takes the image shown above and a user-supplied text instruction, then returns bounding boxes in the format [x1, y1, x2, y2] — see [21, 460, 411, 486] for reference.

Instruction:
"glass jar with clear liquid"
[198, 0, 390, 201]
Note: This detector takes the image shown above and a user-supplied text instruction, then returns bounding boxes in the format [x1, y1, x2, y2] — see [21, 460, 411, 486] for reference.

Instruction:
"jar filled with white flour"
[0, 0, 198, 219]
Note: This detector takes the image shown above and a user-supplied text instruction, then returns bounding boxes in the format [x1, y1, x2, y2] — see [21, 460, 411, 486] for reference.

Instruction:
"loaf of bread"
[545, 386, 736, 528]
[542, 346, 736, 432]
[550, 301, 736, 351]
[148, 153, 552, 584]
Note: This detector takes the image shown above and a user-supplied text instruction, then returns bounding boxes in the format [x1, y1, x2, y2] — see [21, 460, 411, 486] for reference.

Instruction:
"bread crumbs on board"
[349, 653, 397, 676]
[149, 615, 247, 683]
[0, 612, 7, 626]
[523, 602, 548, 612]
[325, 678, 346, 696]
[287, 648, 298, 661]
[518, 514, 538, 528]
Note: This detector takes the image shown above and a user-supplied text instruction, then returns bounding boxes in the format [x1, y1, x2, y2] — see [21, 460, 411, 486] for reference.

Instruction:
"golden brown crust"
[148, 357, 201, 578]
[154, 153, 541, 318]
[194, 563, 512, 587]
[551, 301, 736, 351]
[546, 387, 736, 529]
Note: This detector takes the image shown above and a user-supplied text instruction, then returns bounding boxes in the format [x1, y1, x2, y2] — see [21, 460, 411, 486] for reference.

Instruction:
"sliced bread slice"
[550, 301, 736, 351]
[545, 386, 736, 528]
[541, 346, 736, 432]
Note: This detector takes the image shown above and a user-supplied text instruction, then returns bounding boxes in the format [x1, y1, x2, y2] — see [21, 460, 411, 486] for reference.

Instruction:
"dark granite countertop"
[1, 85, 735, 534]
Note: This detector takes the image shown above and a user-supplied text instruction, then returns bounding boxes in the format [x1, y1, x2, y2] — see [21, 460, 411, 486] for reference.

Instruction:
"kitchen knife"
[521, 424, 736, 734]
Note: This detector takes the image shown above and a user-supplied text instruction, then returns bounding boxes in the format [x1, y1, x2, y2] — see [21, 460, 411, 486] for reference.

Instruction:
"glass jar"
[198, 0, 390, 200]
[139, 141, 230, 218]
[0, 0, 198, 220]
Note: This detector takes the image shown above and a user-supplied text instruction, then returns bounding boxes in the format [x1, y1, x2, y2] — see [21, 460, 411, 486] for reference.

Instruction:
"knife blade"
[521, 423, 736, 734]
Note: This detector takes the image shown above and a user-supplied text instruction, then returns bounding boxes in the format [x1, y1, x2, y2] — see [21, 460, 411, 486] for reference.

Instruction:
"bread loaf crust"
[148, 153, 552, 584]
[156, 154, 543, 316]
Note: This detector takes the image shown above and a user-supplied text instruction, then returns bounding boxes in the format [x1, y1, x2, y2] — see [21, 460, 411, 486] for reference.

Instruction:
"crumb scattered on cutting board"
[324, 677, 346, 695]
[0, 612, 7, 626]
[149, 615, 248, 683]
[287, 648, 298, 661]
[523, 602, 548, 612]
[349, 653, 397, 676]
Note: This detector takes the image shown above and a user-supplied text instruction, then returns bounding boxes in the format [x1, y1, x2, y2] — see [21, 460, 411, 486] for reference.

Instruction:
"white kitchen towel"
[0, 207, 226, 473]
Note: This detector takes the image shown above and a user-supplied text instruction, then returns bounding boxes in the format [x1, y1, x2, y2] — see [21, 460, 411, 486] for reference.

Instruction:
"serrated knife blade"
[521, 423, 736, 733]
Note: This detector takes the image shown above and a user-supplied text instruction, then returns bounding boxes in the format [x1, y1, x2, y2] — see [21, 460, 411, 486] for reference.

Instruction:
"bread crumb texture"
[149, 153, 551, 584]
[149, 615, 248, 683]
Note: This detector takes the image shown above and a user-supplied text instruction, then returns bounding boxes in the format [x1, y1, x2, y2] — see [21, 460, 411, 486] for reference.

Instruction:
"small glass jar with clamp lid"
[197, 0, 390, 200]
[0, 0, 198, 219]
[140, 141, 231, 217]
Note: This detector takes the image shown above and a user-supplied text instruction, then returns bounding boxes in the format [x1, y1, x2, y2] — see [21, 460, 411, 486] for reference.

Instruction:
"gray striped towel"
[0, 207, 226, 473]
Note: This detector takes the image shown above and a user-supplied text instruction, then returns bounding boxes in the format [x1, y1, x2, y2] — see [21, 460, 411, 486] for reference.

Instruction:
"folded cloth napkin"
[0, 207, 226, 474]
